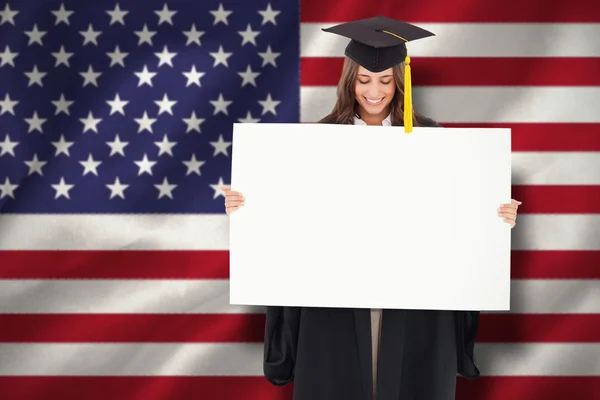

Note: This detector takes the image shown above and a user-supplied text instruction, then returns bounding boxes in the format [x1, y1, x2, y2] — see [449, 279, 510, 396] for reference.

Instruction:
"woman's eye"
[381, 81, 392, 85]
[358, 80, 369, 84]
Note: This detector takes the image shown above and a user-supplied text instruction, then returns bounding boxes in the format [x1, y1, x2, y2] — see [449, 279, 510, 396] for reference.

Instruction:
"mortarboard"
[322, 16, 435, 132]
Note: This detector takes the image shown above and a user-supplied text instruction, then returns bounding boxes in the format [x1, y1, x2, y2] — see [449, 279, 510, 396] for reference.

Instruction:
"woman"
[222, 16, 521, 400]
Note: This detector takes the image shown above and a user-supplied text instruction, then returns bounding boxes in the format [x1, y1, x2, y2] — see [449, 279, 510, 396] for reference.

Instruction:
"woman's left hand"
[498, 199, 522, 228]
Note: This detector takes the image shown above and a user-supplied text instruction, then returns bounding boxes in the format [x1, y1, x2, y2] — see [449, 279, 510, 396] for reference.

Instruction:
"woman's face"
[354, 66, 396, 116]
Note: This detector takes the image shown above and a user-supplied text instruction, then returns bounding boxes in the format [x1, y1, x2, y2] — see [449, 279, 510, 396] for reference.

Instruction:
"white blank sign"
[228, 123, 512, 311]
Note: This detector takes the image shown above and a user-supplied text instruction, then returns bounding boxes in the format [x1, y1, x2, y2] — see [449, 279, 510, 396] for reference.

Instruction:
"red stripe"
[0, 376, 598, 400]
[301, 58, 600, 86]
[441, 123, 600, 152]
[1, 250, 599, 280]
[457, 377, 600, 399]
[300, 0, 600, 22]
[478, 314, 600, 343]
[0, 377, 293, 400]
[4, 311, 600, 343]
[511, 251, 600, 279]
[512, 186, 600, 214]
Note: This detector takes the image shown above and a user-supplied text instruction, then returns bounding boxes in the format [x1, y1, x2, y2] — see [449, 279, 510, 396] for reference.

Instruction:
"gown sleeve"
[455, 310, 481, 379]
[263, 306, 302, 386]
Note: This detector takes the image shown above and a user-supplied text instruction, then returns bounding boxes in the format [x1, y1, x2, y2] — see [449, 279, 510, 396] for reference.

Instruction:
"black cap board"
[321, 15, 435, 73]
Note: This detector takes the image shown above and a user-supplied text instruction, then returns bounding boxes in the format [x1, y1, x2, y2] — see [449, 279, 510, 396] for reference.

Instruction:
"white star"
[24, 111, 46, 134]
[210, 177, 227, 199]
[134, 24, 156, 46]
[24, 65, 46, 87]
[259, 93, 280, 115]
[0, 3, 18, 25]
[154, 177, 176, 199]
[106, 45, 128, 67]
[51, 3, 73, 25]
[107, 93, 129, 115]
[182, 65, 205, 87]
[0, 177, 17, 199]
[52, 93, 73, 115]
[210, 3, 232, 25]
[182, 24, 204, 46]
[258, 45, 280, 67]
[210, 134, 232, 156]
[154, 134, 177, 156]
[106, 134, 128, 156]
[106, 3, 128, 25]
[238, 64, 260, 87]
[210, 93, 232, 116]
[135, 64, 157, 87]
[79, 24, 102, 46]
[24, 24, 46, 46]
[182, 111, 205, 133]
[134, 111, 157, 133]
[237, 111, 260, 123]
[238, 24, 260, 46]
[51, 177, 74, 199]
[51, 134, 74, 156]
[24, 154, 47, 176]
[106, 177, 129, 199]
[182, 154, 205, 176]
[154, 45, 176, 67]
[0, 45, 18, 67]
[258, 3, 280, 25]
[209, 45, 232, 67]
[51, 45, 74, 67]
[79, 153, 102, 176]
[80, 65, 102, 87]
[155, 93, 176, 115]
[80, 111, 102, 133]
[155, 3, 177, 25]
[0, 134, 18, 157]
[134, 153, 157, 175]
[0, 93, 18, 115]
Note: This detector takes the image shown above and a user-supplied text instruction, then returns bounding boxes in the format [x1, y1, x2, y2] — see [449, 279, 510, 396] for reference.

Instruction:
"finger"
[511, 199, 523, 205]
[225, 205, 241, 214]
[225, 193, 244, 201]
[219, 185, 231, 192]
[501, 216, 516, 227]
[225, 199, 244, 207]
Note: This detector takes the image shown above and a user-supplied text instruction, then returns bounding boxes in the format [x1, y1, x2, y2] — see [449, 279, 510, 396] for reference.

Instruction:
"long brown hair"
[318, 57, 425, 126]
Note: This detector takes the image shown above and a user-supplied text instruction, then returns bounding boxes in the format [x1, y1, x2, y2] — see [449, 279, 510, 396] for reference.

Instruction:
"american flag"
[0, 0, 598, 399]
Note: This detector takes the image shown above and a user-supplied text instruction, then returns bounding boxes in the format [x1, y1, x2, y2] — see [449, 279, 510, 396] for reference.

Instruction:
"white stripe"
[0, 214, 599, 250]
[0, 343, 598, 376]
[300, 86, 600, 123]
[1, 280, 598, 314]
[301, 23, 600, 58]
[511, 152, 600, 185]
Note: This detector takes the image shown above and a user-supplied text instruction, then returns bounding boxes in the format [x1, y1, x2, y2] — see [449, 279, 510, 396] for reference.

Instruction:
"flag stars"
[134, 153, 157, 175]
[80, 111, 102, 133]
[51, 134, 74, 156]
[258, 46, 280, 67]
[0, 3, 18, 25]
[51, 3, 73, 25]
[24, 25, 46, 46]
[0, 93, 18, 115]
[210, 134, 232, 157]
[80, 65, 102, 87]
[155, 177, 176, 199]
[135, 65, 157, 87]
[0, 177, 18, 199]
[238, 65, 260, 87]
[134, 111, 157, 133]
[107, 45, 129, 67]
[24, 65, 46, 87]
[238, 24, 260, 46]
[79, 24, 102, 46]
[259, 93, 280, 115]
[258, 3, 280, 25]
[210, 93, 232, 116]
[0, 134, 18, 157]
[238, 111, 260, 123]
[210, 45, 232, 67]
[183, 24, 204, 46]
[24, 154, 47, 176]
[135, 24, 157, 46]
[210, 177, 227, 199]
[107, 93, 129, 115]
[51, 177, 74, 199]
[182, 154, 205, 176]
[52, 94, 74, 115]
[106, 3, 128, 25]
[79, 153, 102, 176]
[52, 45, 74, 67]
[155, 3, 177, 25]
[155, 93, 176, 115]
[106, 177, 129, 199]
[210, 3, 232, 25]
[182, 111, 205, 133]
[154, 45, 177, 67]
[0, 45, 18, 67]
[182, 65, 205, 87]
[106, 134, 128, 156]
[154, 134, 176, 156]
[24, 111, 46, 134]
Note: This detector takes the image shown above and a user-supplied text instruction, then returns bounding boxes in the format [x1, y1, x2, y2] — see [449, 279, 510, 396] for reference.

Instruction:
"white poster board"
[228, 122, 512, 311]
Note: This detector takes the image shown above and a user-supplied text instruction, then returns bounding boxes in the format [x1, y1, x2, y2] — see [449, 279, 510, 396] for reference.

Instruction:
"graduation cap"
[322, 16, 435, 132]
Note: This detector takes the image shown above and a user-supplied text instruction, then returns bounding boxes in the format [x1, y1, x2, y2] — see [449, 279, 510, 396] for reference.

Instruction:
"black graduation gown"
[262, 115, 481, 399]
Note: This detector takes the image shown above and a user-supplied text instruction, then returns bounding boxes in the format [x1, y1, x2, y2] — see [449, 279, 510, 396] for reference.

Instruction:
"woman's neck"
[357, 107, 389, 126]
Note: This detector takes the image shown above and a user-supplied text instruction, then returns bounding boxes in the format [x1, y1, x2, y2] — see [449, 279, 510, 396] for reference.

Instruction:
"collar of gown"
[353, 113, 392, 126]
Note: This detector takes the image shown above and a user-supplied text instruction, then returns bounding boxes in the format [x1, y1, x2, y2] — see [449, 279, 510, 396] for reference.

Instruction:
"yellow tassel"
[403, 55, 412, 133]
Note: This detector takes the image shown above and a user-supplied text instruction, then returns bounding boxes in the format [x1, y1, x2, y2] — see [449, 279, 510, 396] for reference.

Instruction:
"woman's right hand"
[220, 185, 245, 215]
